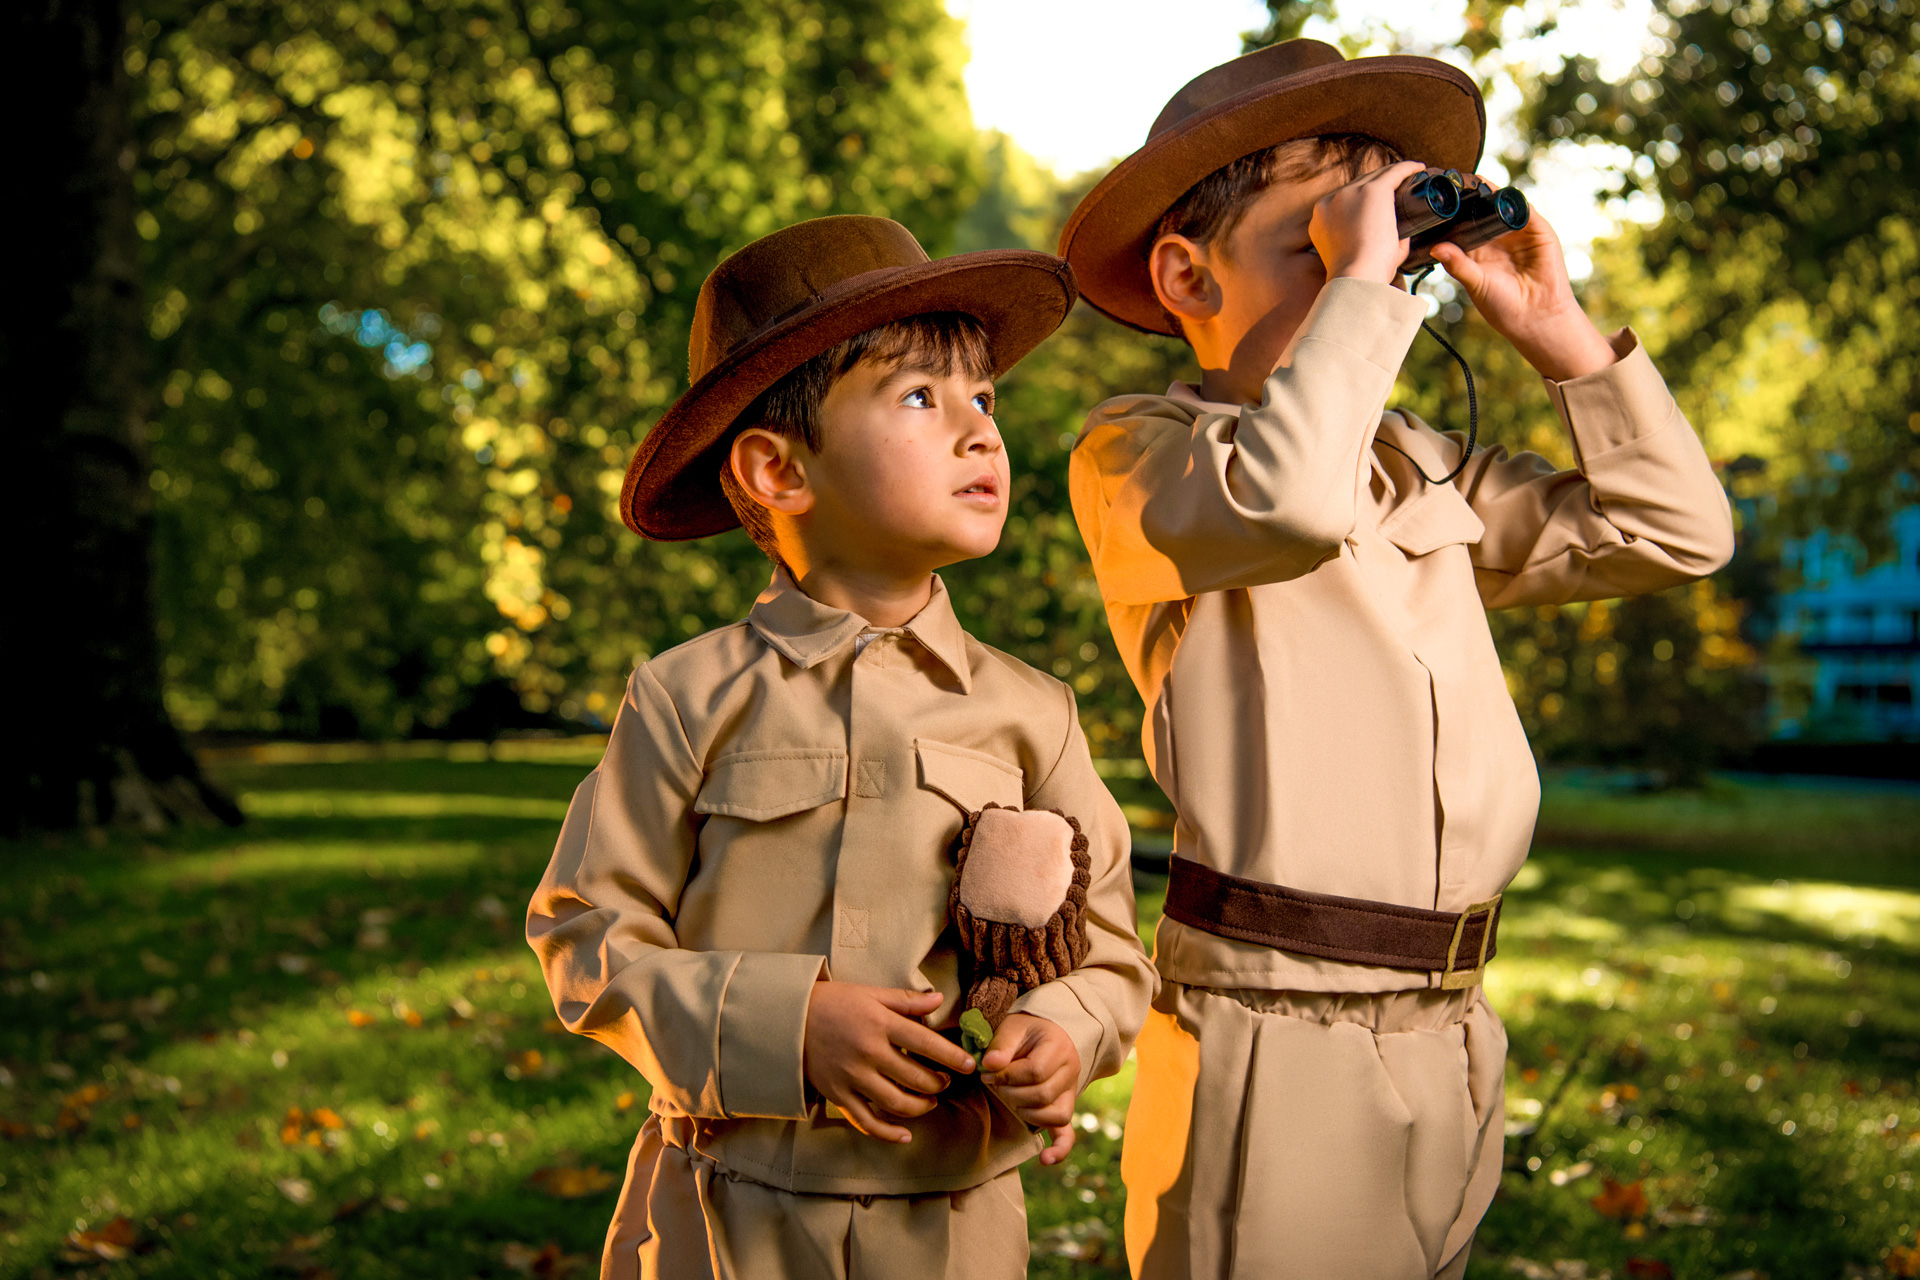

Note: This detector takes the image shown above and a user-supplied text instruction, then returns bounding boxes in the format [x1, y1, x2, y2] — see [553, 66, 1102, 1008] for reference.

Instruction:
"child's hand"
[1037, 1122, 1077, 1166]
[803, 981, 974, 1145]
[978, 1012, 1081, 1158]
[1308, 159, 1429, 284]
[1429, 204, 1618, 382]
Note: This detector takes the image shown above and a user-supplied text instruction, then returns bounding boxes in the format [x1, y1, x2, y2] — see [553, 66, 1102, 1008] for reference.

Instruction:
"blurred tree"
[1530, 0, 1919, 548]
[129, 0, 978, 741]
[8, 0, 241, 835]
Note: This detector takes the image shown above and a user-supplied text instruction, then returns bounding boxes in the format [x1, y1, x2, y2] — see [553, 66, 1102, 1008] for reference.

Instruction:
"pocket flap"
[915, 739, 1024, 814]
[694, 749, 847, 821]
[1377, 487, 1486, 557]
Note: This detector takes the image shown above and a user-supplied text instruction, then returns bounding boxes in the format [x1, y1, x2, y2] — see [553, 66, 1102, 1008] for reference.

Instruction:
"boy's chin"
[905, 524, 1005, 570]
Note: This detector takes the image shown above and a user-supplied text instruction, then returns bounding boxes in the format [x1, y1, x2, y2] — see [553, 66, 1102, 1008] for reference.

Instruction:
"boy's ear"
[1148, 234, 1222, 332]
[731, 428, 814, 516]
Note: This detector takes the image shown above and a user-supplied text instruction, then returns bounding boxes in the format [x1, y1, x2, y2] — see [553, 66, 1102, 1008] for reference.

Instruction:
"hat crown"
[1149, 39, 1347, 140]
[689, 216, 931, 382]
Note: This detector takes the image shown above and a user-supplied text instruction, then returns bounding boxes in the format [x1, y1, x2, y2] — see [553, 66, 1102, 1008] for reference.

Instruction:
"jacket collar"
[748, 567, 973, 693]
[1167, 380, 1232, 415]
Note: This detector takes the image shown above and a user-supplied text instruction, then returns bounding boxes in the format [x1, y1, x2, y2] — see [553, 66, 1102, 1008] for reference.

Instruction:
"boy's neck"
[789, 561, 937, 629]
[1195, 367, 1263, 408]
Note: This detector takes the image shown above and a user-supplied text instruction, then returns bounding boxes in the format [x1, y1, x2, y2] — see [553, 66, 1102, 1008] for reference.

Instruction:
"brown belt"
[1163, 856, 1501, 989]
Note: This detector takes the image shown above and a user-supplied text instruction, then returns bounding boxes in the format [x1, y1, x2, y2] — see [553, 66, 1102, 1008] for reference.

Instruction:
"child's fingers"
[875, 1047, 950, 1097]
[1014, 1093, 1076, 1129]
[872, 986, 945, 1017]
[988, 1064, 1076, 1111]
[856, 1071, 940, 1121]
[887, 1018, 975, 1075]
[1429, 241, 1485, 293]
[837, 1093, 913, 1145]
[1037, 1123, 1076, 1165]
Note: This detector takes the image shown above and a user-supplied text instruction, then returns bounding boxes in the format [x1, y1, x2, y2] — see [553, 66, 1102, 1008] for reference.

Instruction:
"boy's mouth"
[955, 475, 1000, 503]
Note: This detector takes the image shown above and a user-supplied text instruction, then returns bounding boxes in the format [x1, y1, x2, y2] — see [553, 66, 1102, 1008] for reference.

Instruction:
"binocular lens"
[1493, 187, 1529, 230]
[1418, 176, 1462, 219]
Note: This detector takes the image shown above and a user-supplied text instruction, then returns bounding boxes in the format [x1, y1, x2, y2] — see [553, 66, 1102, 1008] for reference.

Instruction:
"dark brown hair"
[1152, 134, 1404, 338]
[718, 312, 995, 563]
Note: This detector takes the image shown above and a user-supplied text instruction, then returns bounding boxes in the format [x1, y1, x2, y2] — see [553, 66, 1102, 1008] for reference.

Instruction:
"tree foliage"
[133, 0, 978, 738]
[1529, 0, 1920, 546]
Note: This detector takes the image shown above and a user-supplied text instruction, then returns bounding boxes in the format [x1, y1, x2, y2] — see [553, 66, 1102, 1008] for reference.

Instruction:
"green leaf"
[959, 1008, 994, 1060]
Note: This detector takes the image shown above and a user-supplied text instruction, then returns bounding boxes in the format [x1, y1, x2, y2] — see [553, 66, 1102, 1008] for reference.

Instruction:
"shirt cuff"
[716, 952, 829, 1120]
[1542, 328, 1678, 465]
[1009, 980, 1109, 1097]
[1285, 276, 1430, 373]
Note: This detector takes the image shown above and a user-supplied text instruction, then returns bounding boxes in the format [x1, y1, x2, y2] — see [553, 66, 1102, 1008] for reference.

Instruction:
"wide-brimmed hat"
[1059, 39, 1486, 336]
[621, 216, 1076, 540]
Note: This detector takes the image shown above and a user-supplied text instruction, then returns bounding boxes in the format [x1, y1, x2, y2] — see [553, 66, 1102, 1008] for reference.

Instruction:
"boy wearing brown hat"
[1059, 41, 1734, 1280]
[526, 215, 1155, 1280]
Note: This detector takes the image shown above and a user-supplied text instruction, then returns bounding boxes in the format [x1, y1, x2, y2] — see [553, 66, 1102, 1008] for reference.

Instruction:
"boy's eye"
[971, 393, 994, 416]
[903, 387, 933, 409]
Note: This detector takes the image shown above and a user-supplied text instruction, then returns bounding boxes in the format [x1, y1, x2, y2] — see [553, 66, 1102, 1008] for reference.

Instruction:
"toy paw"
[957, 808, 1077, 927]
[948, 805, 1094, 1026]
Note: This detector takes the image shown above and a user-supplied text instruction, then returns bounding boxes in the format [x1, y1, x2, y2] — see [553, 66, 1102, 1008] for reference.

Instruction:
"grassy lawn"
[1, 757, 1915, 1279]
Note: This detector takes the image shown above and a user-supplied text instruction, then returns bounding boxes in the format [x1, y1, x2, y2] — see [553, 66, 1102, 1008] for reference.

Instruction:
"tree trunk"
[5, 0, 240, 835]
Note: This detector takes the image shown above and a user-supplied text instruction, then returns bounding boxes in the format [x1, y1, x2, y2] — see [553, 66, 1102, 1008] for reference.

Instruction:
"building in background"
[1769, 506, 1920, 742]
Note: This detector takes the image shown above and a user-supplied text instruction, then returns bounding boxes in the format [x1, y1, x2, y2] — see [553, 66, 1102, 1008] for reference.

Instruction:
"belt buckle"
[1440, 896, 1501, 990]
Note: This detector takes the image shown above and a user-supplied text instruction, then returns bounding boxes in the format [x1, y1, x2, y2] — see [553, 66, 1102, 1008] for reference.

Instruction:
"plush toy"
[948, 804, 1093, 1057]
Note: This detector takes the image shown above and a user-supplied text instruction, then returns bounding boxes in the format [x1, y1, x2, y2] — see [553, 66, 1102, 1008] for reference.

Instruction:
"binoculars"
[1394, 168, 1530, 270]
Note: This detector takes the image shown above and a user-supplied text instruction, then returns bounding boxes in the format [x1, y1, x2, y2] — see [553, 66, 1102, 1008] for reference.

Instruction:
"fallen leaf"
[506, 1049, 545, 1080]
[276, 1176, 316, 1205]
[614, 1091, 637, 1112]
[122, 1112, 142, 1130]
[346, 1010, 374, 1028]
[1844, 1081, 1864, 1097]
[1591, 1178, 1650, 1221]
[527, 1165, 615, 1198]
[1625, 1258, 1673, 1279]
[310, 1107, 345, 1130]
[1521, 1067, 1540, 1083]
[403, 1008, 424, 1028]
[1890, 1243, 1920, 1278]
[62, 1216, 141, 1261]
[502, 1240, 591, 1277]
[282, 1107, 307, 1145]
[66, 1083, 109, 1108]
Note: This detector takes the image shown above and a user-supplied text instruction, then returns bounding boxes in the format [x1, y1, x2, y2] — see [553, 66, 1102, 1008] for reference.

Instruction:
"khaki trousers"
[1122, 983, 1507, 1280]
[601, 1115, 1030, 1280]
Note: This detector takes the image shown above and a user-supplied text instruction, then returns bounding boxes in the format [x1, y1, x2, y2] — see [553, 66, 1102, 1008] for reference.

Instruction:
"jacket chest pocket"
[693, 748, 848, 822]
[1377, 485, 1486, 558]
[914, 739, 1025, 815]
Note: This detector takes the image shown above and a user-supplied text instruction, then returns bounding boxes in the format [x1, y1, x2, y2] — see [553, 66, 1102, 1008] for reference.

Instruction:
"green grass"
[1, 762, 1915, 1279]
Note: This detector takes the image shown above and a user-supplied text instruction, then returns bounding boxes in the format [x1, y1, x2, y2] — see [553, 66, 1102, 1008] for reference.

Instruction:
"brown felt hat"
[1059, 39, 1486, 336]
[621, 216, 1076, 540]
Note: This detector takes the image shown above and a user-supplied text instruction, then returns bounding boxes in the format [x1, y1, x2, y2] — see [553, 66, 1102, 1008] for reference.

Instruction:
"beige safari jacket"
[527, 571, 1155, 1196]
[1069, 277, 1734, 994]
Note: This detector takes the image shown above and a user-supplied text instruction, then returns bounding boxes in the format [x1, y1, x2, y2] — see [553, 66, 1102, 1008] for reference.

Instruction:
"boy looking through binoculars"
[1059, 40, 1736, 1279]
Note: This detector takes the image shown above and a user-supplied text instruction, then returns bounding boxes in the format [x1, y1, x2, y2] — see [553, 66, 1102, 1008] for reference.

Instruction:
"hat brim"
[622, 250, 1076, 541]
[1060, 58, 1486, 336]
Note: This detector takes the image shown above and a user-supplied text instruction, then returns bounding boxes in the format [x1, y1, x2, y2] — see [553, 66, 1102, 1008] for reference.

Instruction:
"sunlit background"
[11, 1, 1919, 1277]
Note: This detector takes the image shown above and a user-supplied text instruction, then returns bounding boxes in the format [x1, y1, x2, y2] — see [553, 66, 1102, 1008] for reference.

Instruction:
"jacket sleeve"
[526, 665, 825, 1121]
[1447, 331, 1735, 608]
[1007, 683, 1158, 1095]
[1069, 278, 1429, 606]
